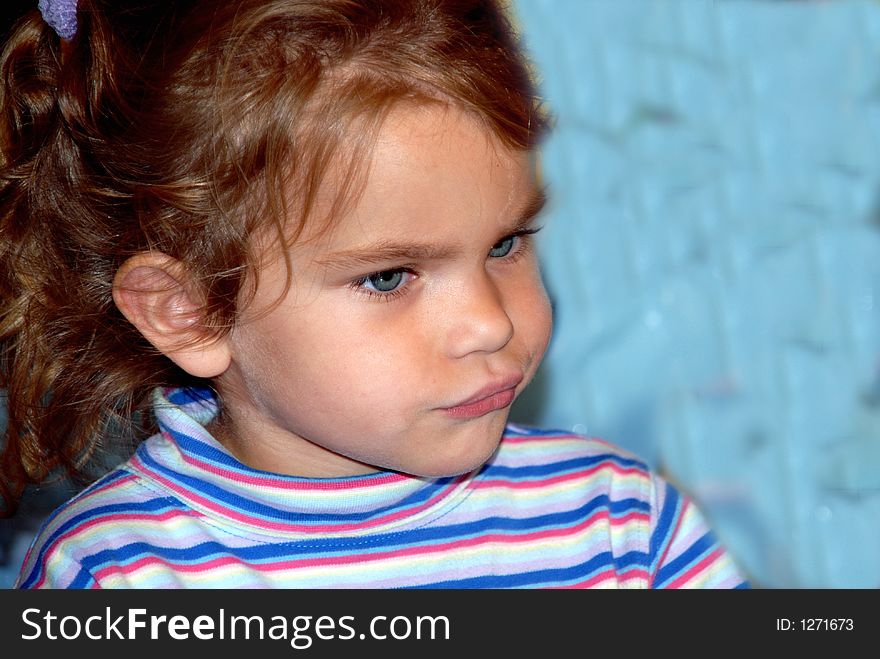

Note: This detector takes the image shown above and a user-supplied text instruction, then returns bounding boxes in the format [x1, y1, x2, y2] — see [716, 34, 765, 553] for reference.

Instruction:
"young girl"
[2, 0, 748, 588]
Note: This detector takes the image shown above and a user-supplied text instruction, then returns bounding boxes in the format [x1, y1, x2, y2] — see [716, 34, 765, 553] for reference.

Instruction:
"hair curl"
[0, 0, 548, 515]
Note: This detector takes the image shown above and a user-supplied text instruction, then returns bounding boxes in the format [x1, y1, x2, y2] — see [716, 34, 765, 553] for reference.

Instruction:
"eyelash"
[350, 227, 543, 302]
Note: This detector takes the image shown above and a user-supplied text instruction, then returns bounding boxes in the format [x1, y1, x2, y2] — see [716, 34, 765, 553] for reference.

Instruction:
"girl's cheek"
[530, 280, 554, 341]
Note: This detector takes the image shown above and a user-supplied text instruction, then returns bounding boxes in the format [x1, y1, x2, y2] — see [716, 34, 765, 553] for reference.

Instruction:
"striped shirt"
[17, 387, 748, 589]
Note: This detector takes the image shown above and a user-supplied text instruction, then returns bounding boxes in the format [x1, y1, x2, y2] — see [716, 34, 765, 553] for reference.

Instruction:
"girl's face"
[215, 105, 552, 478]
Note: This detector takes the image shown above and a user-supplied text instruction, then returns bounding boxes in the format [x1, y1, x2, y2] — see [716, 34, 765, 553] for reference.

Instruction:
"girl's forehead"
[301, 105, 536, 246]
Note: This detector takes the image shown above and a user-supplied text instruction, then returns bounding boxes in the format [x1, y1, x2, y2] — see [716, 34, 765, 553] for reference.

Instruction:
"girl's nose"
[443, 273, 514, 359]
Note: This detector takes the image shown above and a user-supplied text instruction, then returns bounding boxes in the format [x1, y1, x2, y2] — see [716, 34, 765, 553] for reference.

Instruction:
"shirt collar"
[128, 387, 475, 538]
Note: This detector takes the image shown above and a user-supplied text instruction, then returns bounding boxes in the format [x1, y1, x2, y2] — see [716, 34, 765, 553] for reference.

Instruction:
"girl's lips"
[442, 387, 518, 419]
[442, 375, 523, 419]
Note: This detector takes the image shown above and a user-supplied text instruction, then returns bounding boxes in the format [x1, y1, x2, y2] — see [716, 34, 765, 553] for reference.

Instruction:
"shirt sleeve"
[647, 473, 750, 589]
[15, 517, 99, 589]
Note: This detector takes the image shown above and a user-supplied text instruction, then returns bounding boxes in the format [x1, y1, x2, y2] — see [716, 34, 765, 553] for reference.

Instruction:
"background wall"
[2, 0, 880, 588]
[509, 0, 880, 587]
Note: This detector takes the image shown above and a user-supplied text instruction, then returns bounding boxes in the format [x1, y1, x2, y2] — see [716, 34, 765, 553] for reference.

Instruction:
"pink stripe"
[477, 462, 647, 490]
[95, 554, 245, 581]
[556, 566, 651, 589]
[134, 455, 464, 533]
[174, 442, 407, 491]
[90, 473, 140, 495]
[664, 547, 724, 589]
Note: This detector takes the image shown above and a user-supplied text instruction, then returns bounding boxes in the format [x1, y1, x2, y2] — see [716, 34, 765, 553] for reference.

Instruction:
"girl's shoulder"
[15, 460, 178, 588]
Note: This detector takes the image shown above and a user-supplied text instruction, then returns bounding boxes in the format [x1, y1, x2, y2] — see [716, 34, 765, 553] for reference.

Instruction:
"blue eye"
[362, 269, 406, 293]
[489, 236, 515, 258]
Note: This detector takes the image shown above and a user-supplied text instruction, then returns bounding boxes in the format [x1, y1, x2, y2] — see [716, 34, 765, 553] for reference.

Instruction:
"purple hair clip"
[38, 0, 79, 41]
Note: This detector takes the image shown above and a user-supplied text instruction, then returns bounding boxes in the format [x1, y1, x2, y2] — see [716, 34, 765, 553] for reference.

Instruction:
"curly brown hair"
[0, 0, 547, 515]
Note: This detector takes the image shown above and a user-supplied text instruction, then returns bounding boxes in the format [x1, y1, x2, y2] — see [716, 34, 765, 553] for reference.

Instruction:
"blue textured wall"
[510, 0, 880, 587]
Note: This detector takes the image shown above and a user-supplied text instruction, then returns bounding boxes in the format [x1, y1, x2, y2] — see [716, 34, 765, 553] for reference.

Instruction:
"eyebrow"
[317, 185, 548, 271]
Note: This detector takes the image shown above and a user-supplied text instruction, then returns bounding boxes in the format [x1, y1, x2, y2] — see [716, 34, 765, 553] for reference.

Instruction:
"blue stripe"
[166, 386, 215, 407]
[412, 550, 648, 588]
[653, 532, 717, 588]
[137, 446, 458, 526]
[649, 480, 678, 576]
[68, 566, 97, 589]
[151, 423, 257, 473]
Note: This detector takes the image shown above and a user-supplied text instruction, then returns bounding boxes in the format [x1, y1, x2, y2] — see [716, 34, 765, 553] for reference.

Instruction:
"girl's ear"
[112, 252, 232, 378]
